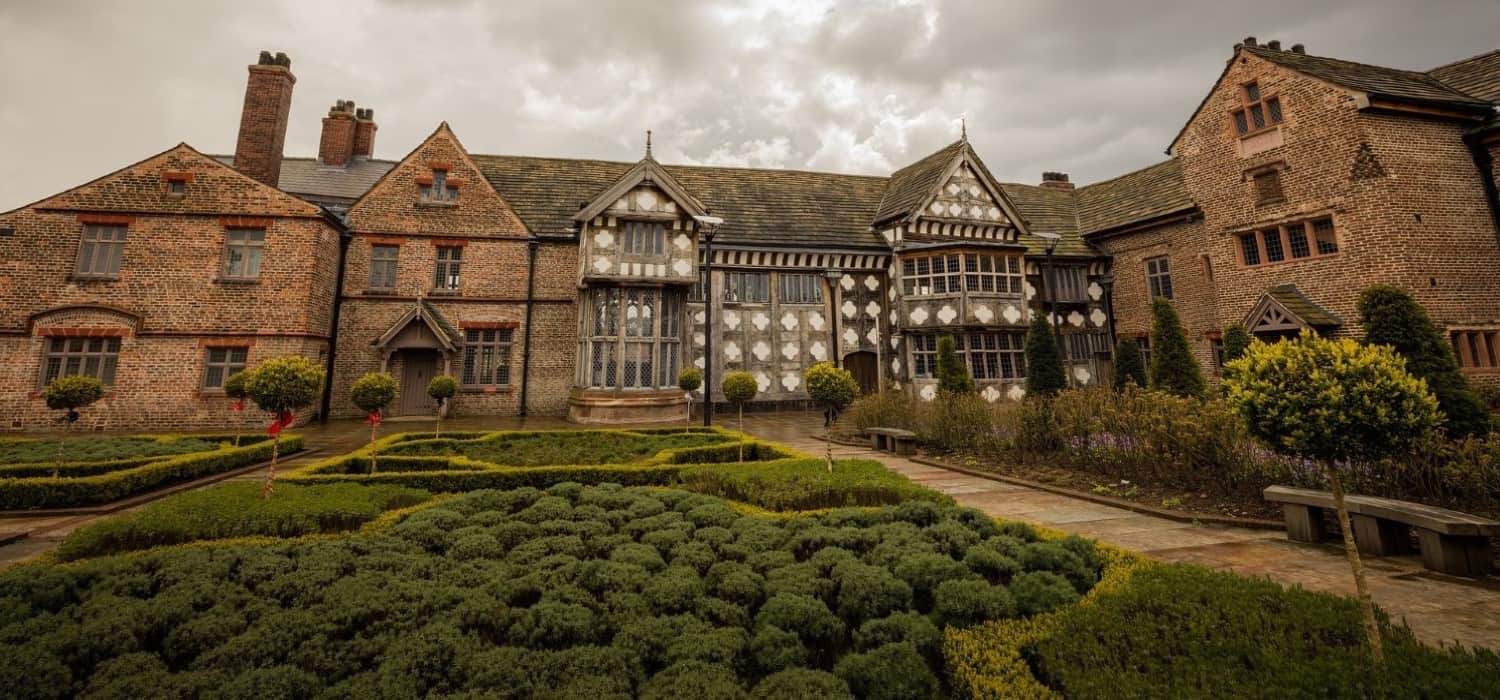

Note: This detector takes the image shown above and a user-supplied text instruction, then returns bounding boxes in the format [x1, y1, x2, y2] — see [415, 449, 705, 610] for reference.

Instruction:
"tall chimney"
[1039, 172, 1074, 191]
[233, 51, 294, 188]
[319, 100, 358, 166]
[1266, 40, 1282, 51]
[353, 108, 378, 159]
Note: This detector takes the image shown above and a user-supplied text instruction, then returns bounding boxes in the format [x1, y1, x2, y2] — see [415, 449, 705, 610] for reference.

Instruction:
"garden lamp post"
[694, 213, 724, 427]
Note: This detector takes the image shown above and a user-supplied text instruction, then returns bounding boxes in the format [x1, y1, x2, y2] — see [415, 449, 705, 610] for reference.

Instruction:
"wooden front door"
[397, 350, 440, 416]
[844, 351, 878, 395]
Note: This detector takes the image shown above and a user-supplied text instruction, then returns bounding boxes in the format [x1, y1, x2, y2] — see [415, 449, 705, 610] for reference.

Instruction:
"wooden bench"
[1264, 485, 1499, 577]
[867, 427, 917, 457]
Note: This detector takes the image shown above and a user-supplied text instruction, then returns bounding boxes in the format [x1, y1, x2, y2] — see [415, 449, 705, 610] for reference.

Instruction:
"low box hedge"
[54, 481, 431, 561]
[0, 434, 303, 510]
[677, 458, 953, 511]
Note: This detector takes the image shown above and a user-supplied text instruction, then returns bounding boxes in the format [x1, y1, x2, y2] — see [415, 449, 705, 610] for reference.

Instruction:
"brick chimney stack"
[233, 51, 295, 188]
[353, 108, 378, 159]
[319, 100, 358, 166]
[1039, 172, 1074, 191]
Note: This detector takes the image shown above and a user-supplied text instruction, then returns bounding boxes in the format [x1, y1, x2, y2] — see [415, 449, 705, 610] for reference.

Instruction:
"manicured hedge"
[0, 435, 239, 466]
[0, 485, 1097, 698]
[944, 550, 1500, 698]
[0, 435, 302, 510]
[55, 482, 431, 561]
[283, 428, 806, 499]
[677, 459, 952, 511]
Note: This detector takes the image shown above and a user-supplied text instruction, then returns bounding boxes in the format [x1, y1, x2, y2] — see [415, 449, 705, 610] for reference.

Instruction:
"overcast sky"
[2, 0, 1497, 210]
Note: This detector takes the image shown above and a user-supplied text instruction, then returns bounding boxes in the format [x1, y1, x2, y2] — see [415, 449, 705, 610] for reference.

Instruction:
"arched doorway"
[844, 351, 878, 395]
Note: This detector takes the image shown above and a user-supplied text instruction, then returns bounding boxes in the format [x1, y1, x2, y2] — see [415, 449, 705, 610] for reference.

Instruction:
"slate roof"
[1429, 49, 1500, 103]
[1266, 284, 1342, 327]
[1076, 160, 1195, 237]
[872, 139, 966, 225]
[245, 146, 1141, 256]
[1245, 46, 1493, 111]
[211, 156, 396, 206]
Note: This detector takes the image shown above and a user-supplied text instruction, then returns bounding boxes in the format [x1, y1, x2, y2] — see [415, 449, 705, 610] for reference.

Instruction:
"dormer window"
[168, 180, 186, 195]
[418, 166, 458, 204]
[163, 172, 192, 198]
[1232, 81, 1283, 137]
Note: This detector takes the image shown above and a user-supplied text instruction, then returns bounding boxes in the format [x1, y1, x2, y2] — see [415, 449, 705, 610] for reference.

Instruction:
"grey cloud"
[1, 0, 1497, 211]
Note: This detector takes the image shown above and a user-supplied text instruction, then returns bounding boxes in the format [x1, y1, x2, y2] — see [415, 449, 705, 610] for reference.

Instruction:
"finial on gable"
[960, 117, 967, 142]
[646, 129, 653, 159]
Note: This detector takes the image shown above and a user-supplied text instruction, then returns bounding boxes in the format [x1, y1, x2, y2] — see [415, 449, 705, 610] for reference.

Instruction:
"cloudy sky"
[1, 0, 1496, 210]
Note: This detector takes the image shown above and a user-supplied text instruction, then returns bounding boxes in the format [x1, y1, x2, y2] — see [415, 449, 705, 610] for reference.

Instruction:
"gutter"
[518, 235, 539, 417]
[318, 207, 352, 422]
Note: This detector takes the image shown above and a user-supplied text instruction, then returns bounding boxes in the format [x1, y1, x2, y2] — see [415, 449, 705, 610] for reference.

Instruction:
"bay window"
[583, 287, 684, 389]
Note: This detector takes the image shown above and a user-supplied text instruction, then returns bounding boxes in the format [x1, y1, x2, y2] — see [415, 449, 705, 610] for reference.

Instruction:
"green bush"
[640, 661, 745, 700]
[936, 335, 974, 394]
[43, 375, 105, 416]
[677, 368, 703, 393]
[1111, 338, 1147, 390]
[1221, 323, 1252, 365]
[0, 435, 235, 467]
[853, 612, 942, 658]
[842, 389, 918, 435]
[722, 372, 758, 406]
[0, 434, 304, 510]
[677, 458, 950, 511]
[243, 355, 324, 416]
[750, 668, 853, 699]
[1148, 297, 1205, 398]
[350, 372, 398, 414]
[804, 362, 858, 414]
[56, 481, 429, 560]
[427, 375, 457, 402]
[1026, 564, 1500, 698]
[833, 642, 939, 700]
[1024, 314, 1066, 397]
[914, 391, 996, 452]
[1010, 570, 1080, 616]
[933, 578, 1016, 628]
[1358, 284, 1490, 437]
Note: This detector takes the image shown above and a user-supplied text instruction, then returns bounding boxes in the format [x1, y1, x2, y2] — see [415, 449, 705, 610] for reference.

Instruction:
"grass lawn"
[384, 429, 730, 466]
[0, 435, 237, 466]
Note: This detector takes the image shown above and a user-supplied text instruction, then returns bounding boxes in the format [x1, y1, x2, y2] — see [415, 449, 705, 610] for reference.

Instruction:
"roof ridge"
[1246, 45, 1437, 80]
[1427, 47, 1500, 74]
[472, 152, 891, 181]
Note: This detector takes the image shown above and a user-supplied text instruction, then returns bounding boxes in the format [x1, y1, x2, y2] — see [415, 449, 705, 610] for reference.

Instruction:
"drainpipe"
[519, 235, 539, 417]
[1463, 129, 1500, 247]
[318, 210, 351, 423]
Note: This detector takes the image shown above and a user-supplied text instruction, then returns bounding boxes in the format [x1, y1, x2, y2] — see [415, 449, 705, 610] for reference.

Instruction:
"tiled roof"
[211, 156, 396, 206]
[1266, 284, 1342, 327]
[1245, 46, 1492, 110]
[872, 139, 965, 225]
[1429, 49, 1500, 103]
[238, 149, 1130, 256]
[998, 184, 1090, 257]
[1076, 160, 1195, 236]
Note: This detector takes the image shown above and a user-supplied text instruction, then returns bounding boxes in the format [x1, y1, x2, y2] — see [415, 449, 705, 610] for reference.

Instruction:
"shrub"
[755, 593, 844, 645]
[1025, 564, 1500, 698]
[833, 642, 939, 700]
[244, 355, 325, 497]
[55, 481, 429, 560]
[639, 661, 745, 700]
[427, 375, 458, 438]
[679, 367, 704, 419]
[1221, 323, 1252, 365]
[806, 361, 860, 469]
[748, 625, 806, 675]
[832, 562, 912, 624]
[1358, 284, 1489, 437]
[1148, 297, 1204, 398]
[1224, 332, 1441, 661]
[750, 668, 853, 700]
[852, 612, 942, 658]
[351, 372, 399, 473]
[677, 458, 950, 511]
[1023, 314, 1066, 397]
[43, 375, 105, 419]
[932, 578, 1016, 628]
[843, 390, 917, 435]
[1010, 570, 1080, 616]
[1111, 338, 1147, 390]
[936, 335, 974, 394]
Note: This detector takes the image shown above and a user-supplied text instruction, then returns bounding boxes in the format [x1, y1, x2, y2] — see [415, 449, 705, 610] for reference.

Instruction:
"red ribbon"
[267, 411, 294, 436]
[365, 409, 383, 426]
[232, 400, 244, 413]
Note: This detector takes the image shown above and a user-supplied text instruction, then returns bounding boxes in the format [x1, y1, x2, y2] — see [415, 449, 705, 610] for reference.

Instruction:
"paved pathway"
[3, 409, 1497, 651]
[737, 412, 1500, 652]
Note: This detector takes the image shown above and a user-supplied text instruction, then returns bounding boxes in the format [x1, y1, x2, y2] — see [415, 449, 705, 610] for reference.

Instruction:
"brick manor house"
[3, 39, 1499, 430]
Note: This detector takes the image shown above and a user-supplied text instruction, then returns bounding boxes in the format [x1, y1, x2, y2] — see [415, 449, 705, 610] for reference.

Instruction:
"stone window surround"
[1451, 328, 1500, 373]
[1233, 213, 1340, 268]
[1230, 80, 1284, 139]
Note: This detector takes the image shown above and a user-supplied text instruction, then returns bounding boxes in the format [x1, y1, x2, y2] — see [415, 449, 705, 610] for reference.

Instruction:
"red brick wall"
[319, 112, 356, 167]
[332, 124, 579, 417]
[1093, 217, 1221, 373]
[232, 62, 295, 189]
[1174, 49, 1500, 350]
[0, 146, 339, 432]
